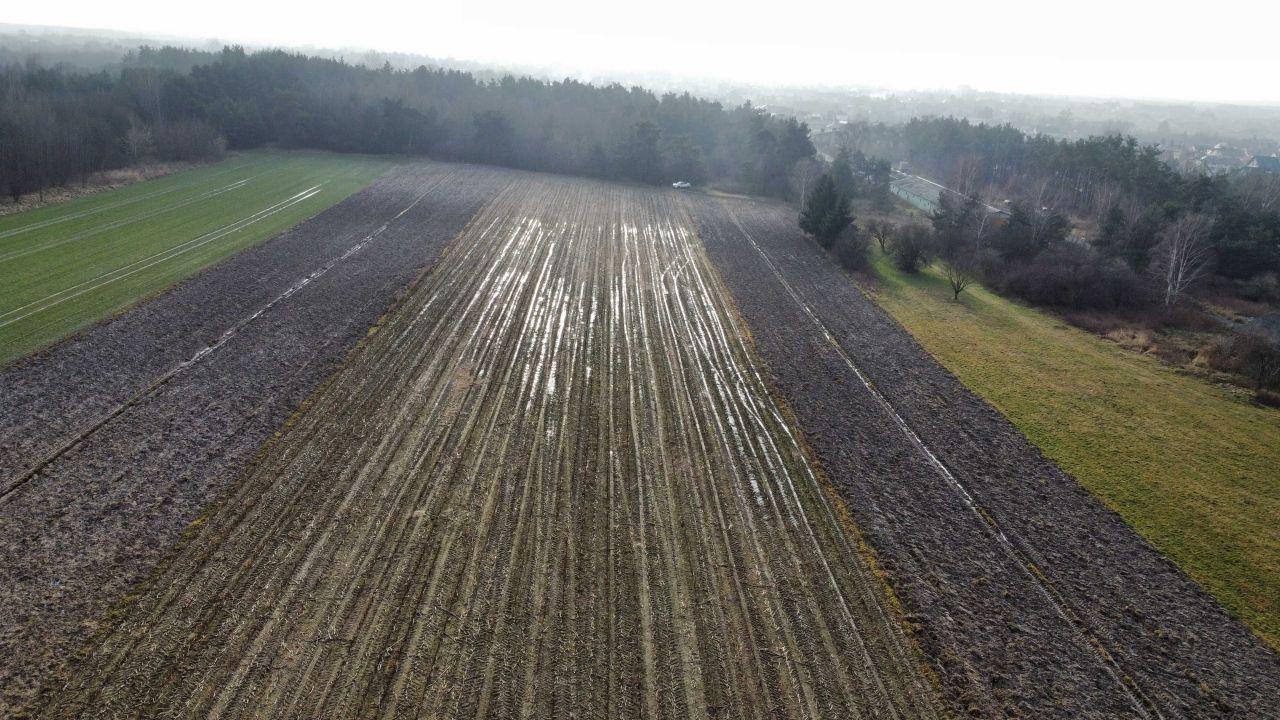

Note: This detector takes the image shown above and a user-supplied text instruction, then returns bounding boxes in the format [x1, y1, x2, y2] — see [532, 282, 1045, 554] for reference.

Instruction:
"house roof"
[1246, 155, 1280, 173]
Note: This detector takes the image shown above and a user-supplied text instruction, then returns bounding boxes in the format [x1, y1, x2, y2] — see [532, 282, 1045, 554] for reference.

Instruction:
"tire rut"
[35, 175, 944, 719]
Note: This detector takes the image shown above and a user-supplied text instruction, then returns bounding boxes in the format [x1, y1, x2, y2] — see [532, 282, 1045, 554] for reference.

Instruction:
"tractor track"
[684, 192, 1280, 718]
[717, 205, 1156, 718]
[0, 158, 256, 243]
[0, 182, 317, 328]
[0, 174, 448, 505]
[0, 175, 257, 265]
[34, 175, 943, 719]
[0, 161, 509, 715]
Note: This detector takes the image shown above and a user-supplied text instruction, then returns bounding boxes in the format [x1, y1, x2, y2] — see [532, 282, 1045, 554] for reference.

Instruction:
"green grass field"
[0, 150, 392, 367]
[865, 249, 1280, 649]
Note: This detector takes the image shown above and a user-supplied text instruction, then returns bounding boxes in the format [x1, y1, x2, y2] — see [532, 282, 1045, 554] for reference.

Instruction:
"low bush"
[832, 228, 870, 271]
[890, 224, 934, 273]
[1153, 304, 1220, 332]
[1239, 273, 1280, 303]
[1203, 329, 1280, 392]
[995, 243, 1138, 310]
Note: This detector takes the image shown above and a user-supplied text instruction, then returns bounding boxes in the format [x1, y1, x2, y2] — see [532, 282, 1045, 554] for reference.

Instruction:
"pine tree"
[831, 147, 857, 199]
[799, 174, 853, 249]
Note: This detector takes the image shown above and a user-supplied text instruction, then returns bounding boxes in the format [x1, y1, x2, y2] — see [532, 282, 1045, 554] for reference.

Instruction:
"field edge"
[856, 248, 1280, 652]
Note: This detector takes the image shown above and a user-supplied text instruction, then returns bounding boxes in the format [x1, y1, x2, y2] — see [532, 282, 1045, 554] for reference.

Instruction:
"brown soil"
[684, 191, 1280, 718]
[30, 174, 943, 719]
[0, 161, 511, 715]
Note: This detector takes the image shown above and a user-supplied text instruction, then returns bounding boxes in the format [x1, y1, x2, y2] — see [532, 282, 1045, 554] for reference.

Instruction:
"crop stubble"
[37, 176, 942, 718]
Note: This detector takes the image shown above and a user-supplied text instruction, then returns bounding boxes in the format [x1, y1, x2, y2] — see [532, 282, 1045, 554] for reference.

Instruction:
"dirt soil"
[31, 175, 943, 719]
[0, 161, 513, 715]
[683, 192, 1280, 718]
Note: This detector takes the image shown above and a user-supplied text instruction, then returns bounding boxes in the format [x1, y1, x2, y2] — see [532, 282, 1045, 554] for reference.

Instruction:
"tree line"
[1, 46, 817, 201]
[821, 116, 1280, 304]
[799, 119, 1280, 399]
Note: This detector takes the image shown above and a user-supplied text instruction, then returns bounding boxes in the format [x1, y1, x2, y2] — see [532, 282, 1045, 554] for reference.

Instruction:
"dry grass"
[865, 248, 1280, 650]
[0, 161, 211, 217]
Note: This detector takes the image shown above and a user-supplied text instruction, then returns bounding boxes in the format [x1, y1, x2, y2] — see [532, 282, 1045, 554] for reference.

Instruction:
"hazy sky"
[8, 0, 1280, 104]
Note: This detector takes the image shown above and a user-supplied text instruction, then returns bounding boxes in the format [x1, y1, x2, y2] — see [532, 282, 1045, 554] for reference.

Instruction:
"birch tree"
[1153, 213, 1215, 307]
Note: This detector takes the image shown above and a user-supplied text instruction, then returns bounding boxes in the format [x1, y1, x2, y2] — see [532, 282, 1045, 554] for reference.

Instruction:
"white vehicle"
[671, 181, 692, 189]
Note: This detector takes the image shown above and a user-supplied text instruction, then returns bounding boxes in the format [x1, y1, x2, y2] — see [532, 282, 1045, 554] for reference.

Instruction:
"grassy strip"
[864, 249, 1280, 650]
[0, 149, 393, 366]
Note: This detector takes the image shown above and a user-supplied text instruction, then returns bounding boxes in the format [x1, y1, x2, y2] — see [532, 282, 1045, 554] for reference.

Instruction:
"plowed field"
[0, 160, 507, 715]
[685, 191, 1280, 718]
[37, 176, 942, 718]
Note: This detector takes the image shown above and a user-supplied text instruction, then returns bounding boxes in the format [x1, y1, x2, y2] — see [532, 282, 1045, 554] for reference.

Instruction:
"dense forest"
[0, 46, 816, 201]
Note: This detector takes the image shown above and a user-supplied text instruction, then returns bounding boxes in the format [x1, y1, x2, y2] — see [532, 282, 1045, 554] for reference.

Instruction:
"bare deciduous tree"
[942, 256, 976, 301]
[1092, 178, 1124, 217]
[791, 157, 822, 207]
[950, 153, 984, 199]
[1153, 213, 1215, 307]
[866, 220, 893, 252]
[1236, 172, 1280, 213]
[125, 125, 154, 164]
[1024, 175, 1052, 208]
[1017, 177, 1064, 249]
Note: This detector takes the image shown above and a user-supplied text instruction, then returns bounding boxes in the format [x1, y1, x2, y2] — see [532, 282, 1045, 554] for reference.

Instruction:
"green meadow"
[866, 250, 1280, 649]
[0, 150, 391, 366]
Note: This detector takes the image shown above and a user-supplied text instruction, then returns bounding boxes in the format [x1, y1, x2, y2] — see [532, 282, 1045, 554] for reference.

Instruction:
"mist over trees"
[5, 42, 1277, 336]
[1, 46, 818, 201]
[825, 116, 1280, 312]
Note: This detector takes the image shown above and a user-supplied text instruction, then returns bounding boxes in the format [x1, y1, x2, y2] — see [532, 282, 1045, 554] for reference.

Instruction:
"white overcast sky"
[7, 0, 1280, 104]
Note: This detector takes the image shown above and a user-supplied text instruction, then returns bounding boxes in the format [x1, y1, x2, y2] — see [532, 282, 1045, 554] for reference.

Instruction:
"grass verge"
[864, 249, 1280, 650]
